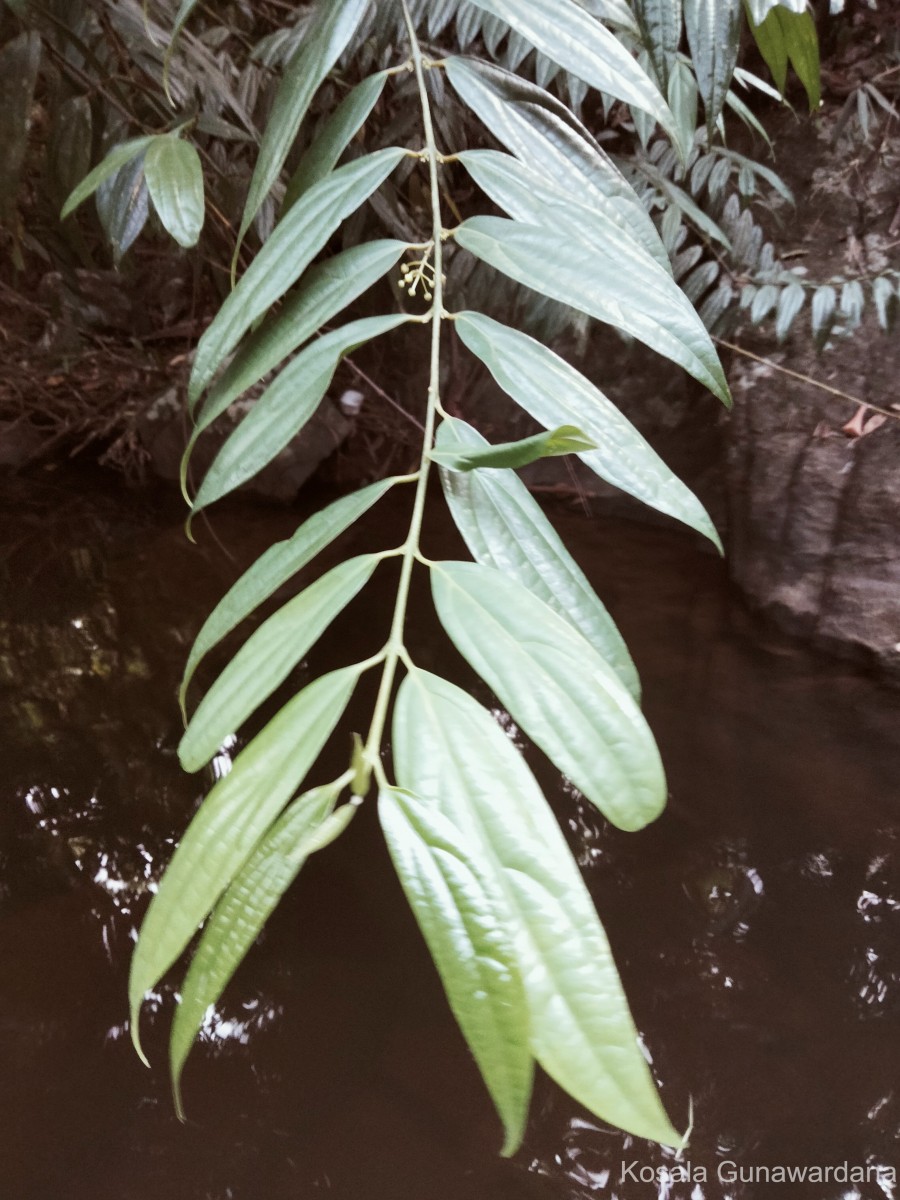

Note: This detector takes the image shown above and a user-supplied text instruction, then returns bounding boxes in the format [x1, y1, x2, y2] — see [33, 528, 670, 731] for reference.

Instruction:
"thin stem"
[362, 0, 446, 778]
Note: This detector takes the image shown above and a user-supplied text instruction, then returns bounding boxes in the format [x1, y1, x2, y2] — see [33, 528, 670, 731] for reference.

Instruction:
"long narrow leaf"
[179, 554, 379, 772]
[633, 0, 682, 91]
[237, 0, 369, 248]
[431, 425, 594, 471]
[191, 240, 408, 437]
[171, 782, 354, 1114]
[454, 311, 722, 547]
[283, 70, 389, 213]
[393, 669, 681, 1147]
[467, 0, 678, 142]
[61, 135, 155, 219]
[684, 0, 742, 136]
[380, 786, 532, 1156]
[192, 313, 412, 512]
[431, 561, 666, 832]
[455, 219, 731, 405]
[130, 665, 362, 1060]
[181, 478, 400, 707]
[445, 56, 669, 270]
[436, 418, 640, 697]
[190, 148, 406, 407]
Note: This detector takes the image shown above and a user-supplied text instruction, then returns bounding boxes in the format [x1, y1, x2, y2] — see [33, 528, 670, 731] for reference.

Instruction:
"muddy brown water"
[1, 468, 897, 1200]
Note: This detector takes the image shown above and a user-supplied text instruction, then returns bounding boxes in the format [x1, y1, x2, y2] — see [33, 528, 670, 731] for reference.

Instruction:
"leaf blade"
[431, 560, 667, 832]
[436, 417, 640, 697]
[393, 670, 680, 1147]
[144, 135, 205, 248]
[179, 554, 379, 772]
[379, 786, 533, 1156]
[130, 665, 361, 1059]
[431, 425, 595, 471]
[454, 310, 723, 548]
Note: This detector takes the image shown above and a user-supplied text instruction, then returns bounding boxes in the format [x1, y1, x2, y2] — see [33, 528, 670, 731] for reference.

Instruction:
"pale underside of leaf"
[181, 478, 400, 707]
[453, 310, 722, 548]
[436, 417, 639, 697]
[130, 665, 361, 1061]
[392, 669, 681, 1147]
[189, 147, 406, 407]
[455, 217, 731, 406]
[431, 560, 666, 832]
[171, 782, 354, 1115]
[444, 56, 670, 271]
[467, 0, 678, 142]
[379, 786, 532, 1156]
[191, 313, 412, 513]
[237, 0, 370, 248]
[179, 553, 378, 772]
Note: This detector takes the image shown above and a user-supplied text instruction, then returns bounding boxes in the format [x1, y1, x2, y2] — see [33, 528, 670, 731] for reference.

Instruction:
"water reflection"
[1, 472, 898, 1200]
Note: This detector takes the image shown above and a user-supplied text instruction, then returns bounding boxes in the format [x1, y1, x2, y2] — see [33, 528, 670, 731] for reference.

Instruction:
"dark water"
[1, 469, 897, 1200]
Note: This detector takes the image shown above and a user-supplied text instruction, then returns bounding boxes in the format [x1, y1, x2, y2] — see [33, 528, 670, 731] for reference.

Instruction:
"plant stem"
[362, 0, 446, 778]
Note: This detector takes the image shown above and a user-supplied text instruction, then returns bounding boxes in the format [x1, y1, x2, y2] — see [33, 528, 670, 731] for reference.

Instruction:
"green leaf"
[747, 3, 820, 110]
[379, 786, 532, 1156]
[144, 135, 205, 248]
[436, 418, 639, 697]
[454, 312, 722, 548]
[444, 56, 670, 271]
[190, 147, 406, 407]
[455, 218, 730, 406]
[282, 70, 389, 213]
[237, 0, 370, 250]
[393, 669, 681, 1147]
[667, 57, 699, 161]
[171, 782, 354, 1115]
[467, 0, 678, 143]
[634, 158, 733, 250]
[130, 665, 361, 1061]
[633, 0, 681, 91]
[431, 425, 595, 471]
[431, 561, 666, 832]
[181, 478, 400, 707]
[191, 239, 407, 426]
[95, 151, 150, 265]
[179, 554, 379, 773]
[0, 31, 41, 219]
[458, 149, 672, 275]
[684, 0, 742, 136]
[192, 313, 412, 512]
[61, 136, 156, 220]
